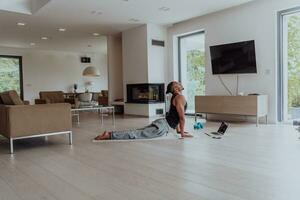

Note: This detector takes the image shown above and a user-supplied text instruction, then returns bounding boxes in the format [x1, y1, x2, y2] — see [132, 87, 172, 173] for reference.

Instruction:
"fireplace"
[127, 83, 165, 104]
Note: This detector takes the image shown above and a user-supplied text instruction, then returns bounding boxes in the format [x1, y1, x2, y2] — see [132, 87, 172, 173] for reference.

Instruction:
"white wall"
[167, 0, 300, 123]
[122, 24, 167, 116]
[122, 25, 148, 86]
[108, 34, 123, 103]
[122, 24, 167, 91]
[147, 24, 167, 84]
[122, 25, 149, 116]
[146, 24, 168, 116]
[0, 46, 108, 103]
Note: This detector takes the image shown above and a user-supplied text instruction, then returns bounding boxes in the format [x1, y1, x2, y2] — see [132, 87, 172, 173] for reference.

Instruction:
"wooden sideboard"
[195, 95, 268, 126]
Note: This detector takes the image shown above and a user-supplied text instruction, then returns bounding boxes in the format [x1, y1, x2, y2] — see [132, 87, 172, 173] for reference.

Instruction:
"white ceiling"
[0, 0, 253, 52]
[0, 0, 50, 15]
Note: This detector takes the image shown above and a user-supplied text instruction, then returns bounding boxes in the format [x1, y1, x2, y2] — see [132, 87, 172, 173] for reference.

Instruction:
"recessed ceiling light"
[58, 28, 66, 32]
[17, 22, 26, 26]
[129, 18, 140, 22]
[91, 10, 102, 15]
[159, 7, 170, 11]
[93, 33, 100, 36]
[30, 43, 36, 46]
[41, 36, 48, 40]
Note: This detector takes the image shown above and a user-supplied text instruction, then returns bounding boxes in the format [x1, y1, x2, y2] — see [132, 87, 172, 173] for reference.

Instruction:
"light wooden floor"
[0, 113, 300, 200]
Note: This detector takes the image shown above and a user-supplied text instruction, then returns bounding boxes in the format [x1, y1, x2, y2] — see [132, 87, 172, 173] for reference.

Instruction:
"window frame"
[0, 55, 24, 100]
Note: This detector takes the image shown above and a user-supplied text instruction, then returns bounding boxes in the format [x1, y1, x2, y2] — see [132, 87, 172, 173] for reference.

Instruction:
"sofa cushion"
[0, 91, 24, 105]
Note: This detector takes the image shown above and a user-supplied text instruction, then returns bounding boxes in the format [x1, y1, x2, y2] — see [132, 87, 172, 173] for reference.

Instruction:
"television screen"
[210, 40, 257, 74]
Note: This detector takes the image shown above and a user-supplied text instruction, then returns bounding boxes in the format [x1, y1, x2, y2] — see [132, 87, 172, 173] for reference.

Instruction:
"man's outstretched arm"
[175, 95, 186, 137]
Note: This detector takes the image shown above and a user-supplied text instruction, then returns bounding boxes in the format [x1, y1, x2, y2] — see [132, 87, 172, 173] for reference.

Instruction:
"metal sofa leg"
[10, 138, 14, 154]
[69, 131, 73, 145]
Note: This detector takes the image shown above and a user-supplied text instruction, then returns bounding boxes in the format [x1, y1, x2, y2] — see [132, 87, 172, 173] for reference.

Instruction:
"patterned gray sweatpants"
[111, 118, 169, 140]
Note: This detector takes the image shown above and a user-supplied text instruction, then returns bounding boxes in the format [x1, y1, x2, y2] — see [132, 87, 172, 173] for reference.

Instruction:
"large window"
[178, 32, 205, 113]
[285, 12, 300, 120]
[0, 56, 23, 99]
[278, 7, 300, 121]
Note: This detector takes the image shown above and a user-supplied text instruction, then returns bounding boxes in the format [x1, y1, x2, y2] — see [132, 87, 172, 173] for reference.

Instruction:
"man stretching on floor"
[94, 81, 193, 140]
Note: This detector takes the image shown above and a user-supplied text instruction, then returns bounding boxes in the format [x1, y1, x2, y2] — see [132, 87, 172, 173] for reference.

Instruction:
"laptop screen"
[217, 122, 228, 134]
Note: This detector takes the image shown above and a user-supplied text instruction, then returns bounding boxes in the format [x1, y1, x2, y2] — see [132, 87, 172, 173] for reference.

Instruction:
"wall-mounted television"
[210, 40, 257, 74]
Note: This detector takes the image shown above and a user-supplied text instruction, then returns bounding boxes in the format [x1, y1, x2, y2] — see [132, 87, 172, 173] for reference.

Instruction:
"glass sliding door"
[286, 12, 300, 120]
[281, 10, 300, 121]
[0, 56, 23, 98]
[178, 32, 205, 114]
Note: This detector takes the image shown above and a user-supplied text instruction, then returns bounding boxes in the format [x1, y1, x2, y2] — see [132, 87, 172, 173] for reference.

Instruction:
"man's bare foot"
[181, 133, 193, 138]
[94, 131, 112, 140]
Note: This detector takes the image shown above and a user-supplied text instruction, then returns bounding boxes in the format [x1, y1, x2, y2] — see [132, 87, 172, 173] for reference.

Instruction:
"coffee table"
[71, 106, 115, 127]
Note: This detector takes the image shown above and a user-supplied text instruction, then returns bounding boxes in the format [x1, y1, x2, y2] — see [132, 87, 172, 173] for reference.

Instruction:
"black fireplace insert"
[127, 83, 165, 104]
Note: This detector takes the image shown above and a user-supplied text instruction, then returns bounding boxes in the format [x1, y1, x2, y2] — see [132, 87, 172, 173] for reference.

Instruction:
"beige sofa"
[0, 91, 72, 154]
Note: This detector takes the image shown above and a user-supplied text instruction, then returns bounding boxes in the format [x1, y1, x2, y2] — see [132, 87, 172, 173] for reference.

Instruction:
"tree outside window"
[0, 56, 22, 97]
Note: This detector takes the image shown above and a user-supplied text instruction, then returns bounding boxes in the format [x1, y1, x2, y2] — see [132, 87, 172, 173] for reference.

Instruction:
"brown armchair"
[35, 91, 79, 108]
[98, 90, 109, 106]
